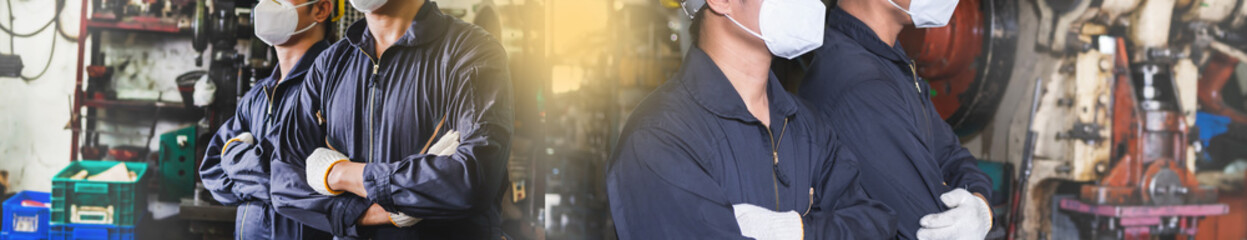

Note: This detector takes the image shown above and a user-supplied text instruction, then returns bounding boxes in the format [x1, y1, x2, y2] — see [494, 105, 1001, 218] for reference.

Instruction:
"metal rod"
[70, 0, 88, 161]
[1008, 76, 1044, 240]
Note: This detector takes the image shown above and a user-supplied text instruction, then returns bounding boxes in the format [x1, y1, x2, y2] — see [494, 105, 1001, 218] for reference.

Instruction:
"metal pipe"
[1008, 76, 1044, 240]
[70, 0, 88, 161]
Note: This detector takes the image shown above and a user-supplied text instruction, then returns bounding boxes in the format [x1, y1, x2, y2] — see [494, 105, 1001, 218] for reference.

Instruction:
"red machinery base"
[1059, 197, 1228, 239]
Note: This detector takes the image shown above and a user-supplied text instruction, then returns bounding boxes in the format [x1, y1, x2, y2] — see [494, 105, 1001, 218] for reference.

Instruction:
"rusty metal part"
[900, 0, 983, 81]
[1078, 38, 1219, 209]
[1148, 168, 1185, 205]
[1194, 188, 1247, 240]
[899, 0, 1018, 136]
[1059, 196, 1226, 239]
[1197, 52, 1247, 124]
[1059, 197, 1229, 217]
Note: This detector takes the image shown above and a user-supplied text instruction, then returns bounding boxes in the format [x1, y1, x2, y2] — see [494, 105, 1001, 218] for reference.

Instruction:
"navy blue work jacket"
[799, 8, 994, 240]
[199, 40, 333, 240]
[607, 46, 896, 239]
[269, 2, 513, 239]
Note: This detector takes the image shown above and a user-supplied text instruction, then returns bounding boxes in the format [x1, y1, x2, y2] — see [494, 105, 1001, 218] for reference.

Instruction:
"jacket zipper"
[356, 46, 381, 163]
[265, 86, 274, 115]
[239, 203, 250, 239]
[260, 86, 274, 143]
[368, 66, 377, 163]
[262, 76, 295, 147]
[765, 118, 789, 211]
[909, 62, 931, 142]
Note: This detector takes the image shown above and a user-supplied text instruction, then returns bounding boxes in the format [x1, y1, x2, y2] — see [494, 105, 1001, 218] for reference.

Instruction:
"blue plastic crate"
[48, 224, 133, 240]
[1, 191, 51, 240]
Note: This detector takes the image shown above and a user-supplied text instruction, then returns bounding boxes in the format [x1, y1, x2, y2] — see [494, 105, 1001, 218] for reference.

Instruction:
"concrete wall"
[0, 0, 84, 193]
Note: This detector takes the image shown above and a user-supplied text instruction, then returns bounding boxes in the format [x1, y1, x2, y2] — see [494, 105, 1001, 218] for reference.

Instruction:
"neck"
[700, 19, 773, 126]
[365, 0, 425, 57]
[274, 27, 325, 81]
[840, 0, 905, 47]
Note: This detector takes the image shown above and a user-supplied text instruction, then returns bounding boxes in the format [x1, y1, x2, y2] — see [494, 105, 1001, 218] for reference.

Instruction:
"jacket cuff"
[329, 196, 371, 238]
[362, 163, 395, 209]
[232, 182, 250, 201]
[967, 185, 993, 203]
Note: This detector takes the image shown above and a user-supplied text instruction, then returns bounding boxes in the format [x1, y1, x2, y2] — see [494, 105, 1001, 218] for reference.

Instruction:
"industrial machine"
[900, 0, 1247, 239]
[190, 0, 245, 133]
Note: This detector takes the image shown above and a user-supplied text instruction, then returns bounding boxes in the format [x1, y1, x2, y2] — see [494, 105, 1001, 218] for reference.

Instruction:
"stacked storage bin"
[49, 161, 147, 240]
[2, 191, 51, 240]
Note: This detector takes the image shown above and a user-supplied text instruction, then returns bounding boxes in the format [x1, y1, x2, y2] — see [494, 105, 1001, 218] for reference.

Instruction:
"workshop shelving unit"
[69, 1, 240, 238]
[70, 0, 198, 162]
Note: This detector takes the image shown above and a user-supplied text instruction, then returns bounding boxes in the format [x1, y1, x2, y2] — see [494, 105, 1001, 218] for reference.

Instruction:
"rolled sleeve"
[270, 157, 372, 238]
[362, 162, 395, 209]
[932, 113, 993, 200]
[271, 54, 371, 238]
[200, 108, 252, 205]
[363, 54, 513, 219]
[221, 141, 271, 202]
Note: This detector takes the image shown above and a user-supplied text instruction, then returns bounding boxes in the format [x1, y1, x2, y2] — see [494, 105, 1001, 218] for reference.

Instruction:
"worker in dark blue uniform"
[607, 0, 895, 239]
[798, 0, 994, 239]
[199, 0, 335, 239]
[269, 0, 512, 238]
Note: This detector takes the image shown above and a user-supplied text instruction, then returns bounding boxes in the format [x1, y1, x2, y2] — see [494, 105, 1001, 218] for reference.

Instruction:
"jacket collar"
[827, 8, 910, 63]
[678, 46, 798, 123]
[263, 40, 332, 87]
[344, 1, 449, 52]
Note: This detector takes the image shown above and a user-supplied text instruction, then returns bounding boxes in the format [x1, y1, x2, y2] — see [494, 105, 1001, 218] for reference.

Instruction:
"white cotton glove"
[916, 188, 992, 240]
[389, 211, 423, 228]
[231, 132, 255, 145]
[192, 75, 216, 107]
[220, 132, 255, 157]
[427, 130, 460, 156]
[731, 203, 803, 240]
[305, 148, 349, 196]
[228, 132, 254, 145]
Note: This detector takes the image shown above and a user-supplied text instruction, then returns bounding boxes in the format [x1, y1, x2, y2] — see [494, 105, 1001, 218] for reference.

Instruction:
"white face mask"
[349, 0, 387, 13]
[887, 0, 959, 28]
[724, 0, 826, 59]
[254, 0, 320, 46]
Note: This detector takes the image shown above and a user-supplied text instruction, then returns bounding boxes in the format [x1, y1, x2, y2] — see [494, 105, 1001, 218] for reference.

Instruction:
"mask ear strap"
[724, 14, 768, 42]
[292, 21, 319, 35]
[292, 0, 321, 8]
[886, 0, 912, 16]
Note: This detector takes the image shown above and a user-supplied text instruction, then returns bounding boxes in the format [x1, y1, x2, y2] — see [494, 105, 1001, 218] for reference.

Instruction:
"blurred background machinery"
[3, 0, 1245, 239]
[897, 0, 1247, 239]
[488, 0, 1247, 238]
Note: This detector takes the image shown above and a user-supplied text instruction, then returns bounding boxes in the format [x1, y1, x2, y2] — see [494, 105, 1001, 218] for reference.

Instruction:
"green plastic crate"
[50, 161, 148, 227]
